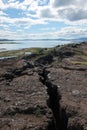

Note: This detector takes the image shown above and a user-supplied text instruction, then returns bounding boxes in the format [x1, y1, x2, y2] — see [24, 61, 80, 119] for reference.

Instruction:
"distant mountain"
[0, 39, 14, 41]
[20, 38, 87, 41]
[0, 37, 87, 42]
[77, 37, 87, 41]
[18, 38, 72, 41]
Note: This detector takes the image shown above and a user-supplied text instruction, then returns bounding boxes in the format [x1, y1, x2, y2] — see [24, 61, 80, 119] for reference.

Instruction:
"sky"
[0, 0, 87, 39]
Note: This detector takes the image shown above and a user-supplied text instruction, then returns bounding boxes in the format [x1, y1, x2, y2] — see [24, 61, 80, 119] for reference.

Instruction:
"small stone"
[4, 97, 11, 102]
[57, 85, 61, 88]
[72, 90, 80, 96]
[48, 74, 51, 79]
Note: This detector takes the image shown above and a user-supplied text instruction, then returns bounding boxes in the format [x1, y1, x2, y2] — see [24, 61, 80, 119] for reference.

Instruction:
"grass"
[0, 49, 25, 57]
[0, 47, 52, 58]
[71, 50, 87, 65]
[72, 61, 87, 65]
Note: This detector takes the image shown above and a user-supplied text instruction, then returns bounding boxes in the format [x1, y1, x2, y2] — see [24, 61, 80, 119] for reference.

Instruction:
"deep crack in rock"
[39, 67, 68, 130]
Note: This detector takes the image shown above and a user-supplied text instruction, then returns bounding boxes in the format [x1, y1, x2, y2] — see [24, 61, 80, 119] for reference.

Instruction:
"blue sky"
[0, 0, 87, 39]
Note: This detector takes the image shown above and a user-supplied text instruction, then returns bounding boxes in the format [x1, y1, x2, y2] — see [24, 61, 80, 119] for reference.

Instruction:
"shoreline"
[0, 42, 86, 59]
[0, 40, 82, 53]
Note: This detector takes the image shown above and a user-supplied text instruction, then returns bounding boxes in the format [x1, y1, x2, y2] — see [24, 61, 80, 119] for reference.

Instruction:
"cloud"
[52, 0, 87, 8]
[8, 0, 17, 3]
[0, 24, 9, 29]
[0, 0, 6, 9]
[1, 0, 87, 23]
[0, 10, 7, 16]
[51, 0, 87, 23]
[56, 26, 87, 38]
[0, 0, 87, 39]
[52, 0, 74, 7]
[0, 14, 47, 32]
[40, 8, 55, 18]
[1, 25, 87, 39]
[58, 8, 87, 21]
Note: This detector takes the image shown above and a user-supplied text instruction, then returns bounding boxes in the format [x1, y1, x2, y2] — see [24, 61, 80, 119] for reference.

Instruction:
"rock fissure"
[38, 67, 68, 130]
[0, 43, 87, 130]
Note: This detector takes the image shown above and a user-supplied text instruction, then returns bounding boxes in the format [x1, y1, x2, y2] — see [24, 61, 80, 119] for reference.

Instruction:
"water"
[0, 56, 17, 60]
[0, 40, 73, 52]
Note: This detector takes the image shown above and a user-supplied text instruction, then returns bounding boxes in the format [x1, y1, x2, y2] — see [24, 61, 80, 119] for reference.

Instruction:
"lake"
[0, 40, 75, 52]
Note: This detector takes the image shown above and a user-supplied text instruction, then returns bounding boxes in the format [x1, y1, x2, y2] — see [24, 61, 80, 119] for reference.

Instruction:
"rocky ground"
[0, 42, 87, 130]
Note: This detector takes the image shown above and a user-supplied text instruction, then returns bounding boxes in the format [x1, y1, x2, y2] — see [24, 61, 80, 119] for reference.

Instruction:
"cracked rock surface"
[0, 42, 87, 130]
[0, 59, 53, 130]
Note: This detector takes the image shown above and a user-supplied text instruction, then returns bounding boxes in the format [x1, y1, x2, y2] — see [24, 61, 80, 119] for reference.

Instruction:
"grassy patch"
[76, 55, 87, 61]
[0, 49, 26, 57]
[72, 61, 87, 65]
[0, 47, 52, 58]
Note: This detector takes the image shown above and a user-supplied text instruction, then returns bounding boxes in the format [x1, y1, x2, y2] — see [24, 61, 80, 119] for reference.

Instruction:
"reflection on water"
[0, 56, 17, 60]
[0, 40, 72, 52]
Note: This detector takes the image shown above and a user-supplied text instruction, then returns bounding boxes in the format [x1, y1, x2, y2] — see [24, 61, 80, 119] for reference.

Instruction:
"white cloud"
[0, 0, 6, 9]
[0, 10, 7, 16]
[1, 0, 87, 23]
[0, 25, 87, 39]
[0, 23, 9, 29]
[0, 0, 87, 39]
[54, 26, 87, 38]
[0, 15, 47, 32]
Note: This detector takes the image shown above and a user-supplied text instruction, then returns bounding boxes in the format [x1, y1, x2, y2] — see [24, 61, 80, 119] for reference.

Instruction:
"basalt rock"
[35, 54, 53, 65]
[0, 59, 53, 130]
[0, 42, 87, 130]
